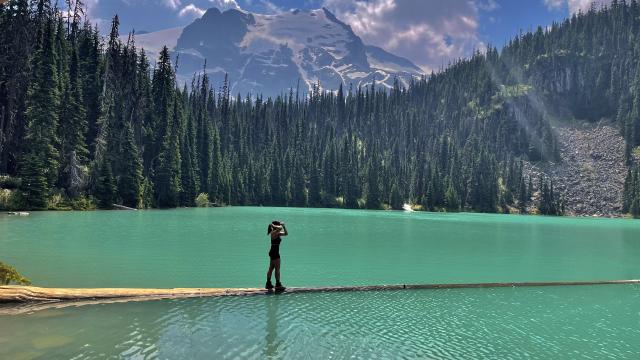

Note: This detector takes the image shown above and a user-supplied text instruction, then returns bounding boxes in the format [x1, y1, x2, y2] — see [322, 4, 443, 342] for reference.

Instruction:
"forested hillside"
[1, 0, 639, 216]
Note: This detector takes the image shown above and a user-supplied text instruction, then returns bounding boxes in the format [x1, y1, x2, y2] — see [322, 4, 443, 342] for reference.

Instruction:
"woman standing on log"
[266, 220, 287, 291]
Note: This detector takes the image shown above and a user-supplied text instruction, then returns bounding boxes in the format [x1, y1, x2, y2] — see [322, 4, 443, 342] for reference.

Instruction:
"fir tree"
[59, 29, 88, 195]
[365, 151, 381, 209]
[95, 157, 115, 209]
[389, 182, 403, 210]
[155, 91, 182, 208]
[117, 121, 143, 208]
[444, 180, 460, 211]
[20, 9, 60, 208]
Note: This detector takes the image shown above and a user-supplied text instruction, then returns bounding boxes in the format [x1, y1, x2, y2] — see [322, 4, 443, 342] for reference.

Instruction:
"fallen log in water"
[0, 285, 264, 302]
[1, 279, 639, 315]
[5, 211, 30, 216]
[111, 204, 137, 210]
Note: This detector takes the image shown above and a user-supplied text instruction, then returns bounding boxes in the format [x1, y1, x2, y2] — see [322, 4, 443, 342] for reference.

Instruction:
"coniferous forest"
[1, 0, 640, 216]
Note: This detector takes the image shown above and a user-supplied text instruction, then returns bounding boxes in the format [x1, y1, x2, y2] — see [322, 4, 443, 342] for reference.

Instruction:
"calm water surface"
[2, 285, 640, 359]
[2, 208, 640, 359]
[1, 207, 640, 287]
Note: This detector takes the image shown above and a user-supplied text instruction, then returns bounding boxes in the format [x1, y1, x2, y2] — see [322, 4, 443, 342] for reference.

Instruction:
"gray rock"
[523, 119, 625, 217]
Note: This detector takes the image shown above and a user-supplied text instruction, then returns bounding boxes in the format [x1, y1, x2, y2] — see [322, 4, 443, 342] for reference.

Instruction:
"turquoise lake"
[1, 207, 640, 288]
[1, 285, 640, 359]
[1, 208, 640, 359]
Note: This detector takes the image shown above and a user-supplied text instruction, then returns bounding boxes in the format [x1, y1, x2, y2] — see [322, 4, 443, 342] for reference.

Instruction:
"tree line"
[7, 0, 640, 215]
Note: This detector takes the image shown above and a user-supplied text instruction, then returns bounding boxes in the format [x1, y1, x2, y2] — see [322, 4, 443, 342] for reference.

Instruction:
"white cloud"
[261, 0, 283, 14]
[179, 3, 206, 18]
[544, 0, 565, 10]
[323, 0, 488, 73]
[544, 0, 613, 13]
[164, 0, 181, 9]
[84, 0, 100, 16]
[475, 0, 499, 12]
[176, 0, 242, 19]
[79, 0, 111, 33]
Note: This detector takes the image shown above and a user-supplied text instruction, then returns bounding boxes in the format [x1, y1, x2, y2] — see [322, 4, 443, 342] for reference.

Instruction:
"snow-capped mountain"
[132, 7, 424, 96]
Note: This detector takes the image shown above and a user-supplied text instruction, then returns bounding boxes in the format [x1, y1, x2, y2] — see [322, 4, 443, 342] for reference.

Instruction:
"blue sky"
[85, 0, 611, 71]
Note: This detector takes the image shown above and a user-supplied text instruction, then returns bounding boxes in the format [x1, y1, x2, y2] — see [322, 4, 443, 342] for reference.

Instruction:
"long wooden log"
[2, 279, 639, 315]
[2, 280, 639, 302]
[0, 286, 265, 302]
[111, 204, 137, 210]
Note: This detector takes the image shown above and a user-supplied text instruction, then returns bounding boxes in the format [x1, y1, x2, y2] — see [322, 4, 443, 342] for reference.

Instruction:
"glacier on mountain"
[131, 7, 424, 96]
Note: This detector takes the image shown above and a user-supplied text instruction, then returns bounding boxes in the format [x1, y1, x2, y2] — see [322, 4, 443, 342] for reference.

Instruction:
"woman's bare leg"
[267, 261, 275, 280]
[274, 259, 281, 284]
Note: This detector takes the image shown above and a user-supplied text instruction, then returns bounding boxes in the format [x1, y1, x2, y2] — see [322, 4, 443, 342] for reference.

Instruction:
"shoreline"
[3, 206, 635, 220]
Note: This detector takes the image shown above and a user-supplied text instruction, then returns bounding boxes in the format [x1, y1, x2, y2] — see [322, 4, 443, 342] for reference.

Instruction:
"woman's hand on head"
[270, 225, 282, 234]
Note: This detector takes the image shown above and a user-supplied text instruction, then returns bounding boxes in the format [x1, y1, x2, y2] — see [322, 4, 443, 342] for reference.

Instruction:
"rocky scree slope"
[524, 120, 626, 217]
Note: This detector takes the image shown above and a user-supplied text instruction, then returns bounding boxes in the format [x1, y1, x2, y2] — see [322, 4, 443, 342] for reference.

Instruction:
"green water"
[2, 285, 640, 359]
[2, 208, 640, 359]
[1, 207, 640, 288]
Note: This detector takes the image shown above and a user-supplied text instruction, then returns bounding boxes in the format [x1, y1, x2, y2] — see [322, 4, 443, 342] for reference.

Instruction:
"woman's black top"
[269, 236, 282, 260]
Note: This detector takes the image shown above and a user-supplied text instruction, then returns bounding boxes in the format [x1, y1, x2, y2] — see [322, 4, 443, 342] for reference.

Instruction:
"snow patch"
[129, 27, 184, 56]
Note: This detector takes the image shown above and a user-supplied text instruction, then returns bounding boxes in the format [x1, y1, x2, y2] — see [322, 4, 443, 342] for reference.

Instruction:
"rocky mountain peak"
[132, 7, 424, 96]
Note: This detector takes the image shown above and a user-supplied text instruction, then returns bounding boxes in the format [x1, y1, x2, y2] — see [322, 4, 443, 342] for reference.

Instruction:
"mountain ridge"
[130, 7, 424, 95]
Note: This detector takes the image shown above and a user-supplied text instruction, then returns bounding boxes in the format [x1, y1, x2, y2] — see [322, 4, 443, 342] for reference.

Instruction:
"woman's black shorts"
[269, 250, 280, 260]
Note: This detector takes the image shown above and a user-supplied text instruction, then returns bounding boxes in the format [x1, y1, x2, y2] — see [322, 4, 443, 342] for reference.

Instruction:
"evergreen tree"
[389, 181, 403, 210]
[365, 151, 381, 209]
[95, 157, 115, 209]
[117, 121, 143, 208]
[290, 160, 307, 207]
[180, 88, 198, 206]
[155, 122, 182, 207]
[538, 177, 564, 215]
[20, 8, 60, 208]
[59, 27, 88, 195]
[151, 46, 182, 207]
[155, 89, 182, 208]
[624, 166, 640, 217]
[208, 125, 222, 201]
[308, 154, 322, 207]
[19, 151, 49, 209]
[444, 180, 460, 211]
[0, 0, 32, 175]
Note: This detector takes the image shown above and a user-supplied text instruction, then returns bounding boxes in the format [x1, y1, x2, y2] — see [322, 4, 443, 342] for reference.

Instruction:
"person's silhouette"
[266, 220, 288, 291]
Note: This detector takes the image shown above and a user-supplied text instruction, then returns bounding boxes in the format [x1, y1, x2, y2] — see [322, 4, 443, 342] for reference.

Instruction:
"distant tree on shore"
[538, 177, 564, 216]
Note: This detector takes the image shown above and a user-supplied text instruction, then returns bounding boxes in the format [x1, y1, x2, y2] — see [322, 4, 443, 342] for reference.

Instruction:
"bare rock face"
[524, 120, 626, 217]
